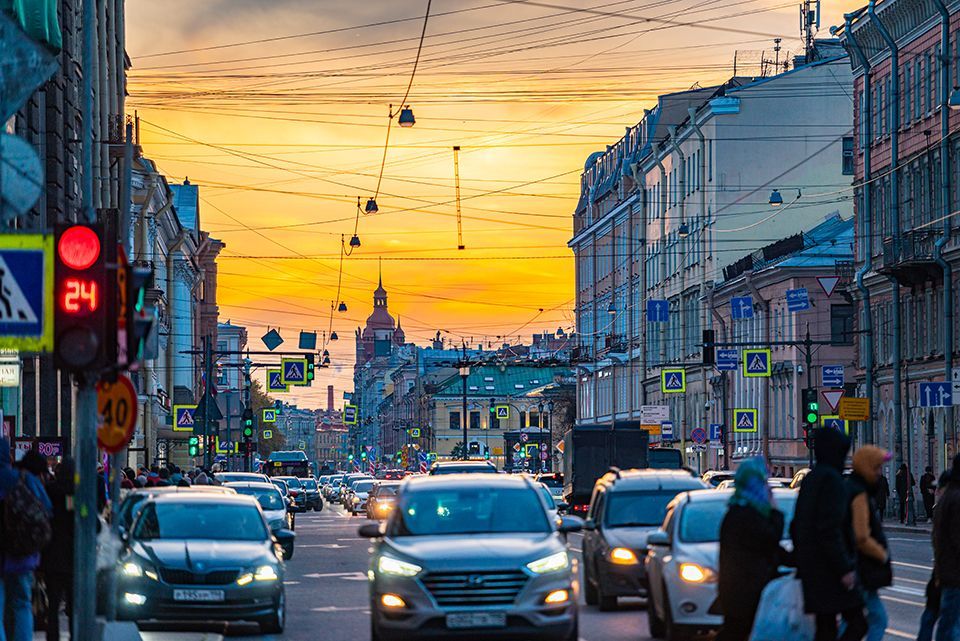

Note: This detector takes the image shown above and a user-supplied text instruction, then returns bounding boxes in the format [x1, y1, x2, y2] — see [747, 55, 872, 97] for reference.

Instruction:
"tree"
[450, 441, 465, 460]
[249, 379, 285, 458]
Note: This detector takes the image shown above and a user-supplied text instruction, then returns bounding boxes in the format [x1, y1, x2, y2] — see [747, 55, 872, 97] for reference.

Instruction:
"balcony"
[879, 230, 943, 287]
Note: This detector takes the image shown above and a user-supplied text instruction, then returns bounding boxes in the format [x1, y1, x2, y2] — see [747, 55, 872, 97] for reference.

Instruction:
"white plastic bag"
[749, 571, 815, 641]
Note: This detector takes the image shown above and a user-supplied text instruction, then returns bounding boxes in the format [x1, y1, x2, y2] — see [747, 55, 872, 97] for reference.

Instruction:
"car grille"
[421, 570, 528, 607]
[159, 569, 239, 585]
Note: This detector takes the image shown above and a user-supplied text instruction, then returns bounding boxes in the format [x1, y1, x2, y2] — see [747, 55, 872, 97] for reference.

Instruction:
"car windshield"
[231, 487, 285, 511]
[303, 479, 318, 490]
[133, 502, 267, 541]
[678, 495, 798, 543]
[377, 485, 399, 497]
[391, 486, 550, 536]
[120, 494, 149, 529]
[605, 490, 685, 528]
[353, 481, 375, 492]
[282, 477, 302, 489]
[537, 485, 555, 509]
[433, 465, 496, 474]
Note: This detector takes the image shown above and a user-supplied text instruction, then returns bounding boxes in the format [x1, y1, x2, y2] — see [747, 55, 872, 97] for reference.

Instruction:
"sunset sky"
[125, 0, 861, 408]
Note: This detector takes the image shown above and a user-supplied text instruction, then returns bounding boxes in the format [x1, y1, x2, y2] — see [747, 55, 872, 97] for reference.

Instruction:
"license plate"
[172, 589, 224, 602]
[446, 612, 507, 629]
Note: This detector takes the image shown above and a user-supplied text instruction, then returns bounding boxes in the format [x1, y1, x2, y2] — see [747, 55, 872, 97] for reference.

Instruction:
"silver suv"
[360, 474, 582, 641]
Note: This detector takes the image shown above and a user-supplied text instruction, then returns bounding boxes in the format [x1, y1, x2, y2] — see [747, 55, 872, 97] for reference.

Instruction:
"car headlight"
[679, 562, 716, 583]
[352, 496, 360, 504]
[526, 551, 569, 574]
[255, 565, 279, 581]
[377, 556, 422, 577]
[609, 547, 639, 565]
[121, 561, 157, 581]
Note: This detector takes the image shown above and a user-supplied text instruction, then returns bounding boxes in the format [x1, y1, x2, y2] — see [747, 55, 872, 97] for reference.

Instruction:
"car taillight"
[289, 490, 299, 497]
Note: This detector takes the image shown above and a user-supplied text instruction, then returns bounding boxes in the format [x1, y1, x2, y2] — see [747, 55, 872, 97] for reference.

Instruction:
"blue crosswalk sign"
[661, 369, 686, 393]
[731, 296, 754, 320]
[646, 299, 669, 323]
[281, 358, 308, 385]
[785, 288, 810, 312]
[733, 408, 758, 433]
[743, 349, 771, 377]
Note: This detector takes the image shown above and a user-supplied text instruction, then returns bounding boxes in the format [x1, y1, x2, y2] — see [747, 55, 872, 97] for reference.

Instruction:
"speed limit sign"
[97, 374, 138, 453]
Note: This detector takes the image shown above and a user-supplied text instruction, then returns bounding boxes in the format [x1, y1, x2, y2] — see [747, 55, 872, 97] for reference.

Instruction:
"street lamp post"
[547, 400, 554, 473]
[459, 363, 470, 460]
[538, 401, 545, 473]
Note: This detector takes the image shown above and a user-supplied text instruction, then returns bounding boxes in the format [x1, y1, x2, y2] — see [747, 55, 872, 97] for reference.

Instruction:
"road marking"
[880, 595, 924, 607]
[889, 537, 929, 542]
[570, 547, 582, 553]
[297, 543, 349, 549]
[283, 581, 300, 586]
[337, 538, 363, 542]
[886, 585, 925, 597]
[895, 577, 927, 585]
[302, 571, 366, 579]
[885, 629, 918, 639]
[310, 606, 371, 613]
[893, 560, 933, 571]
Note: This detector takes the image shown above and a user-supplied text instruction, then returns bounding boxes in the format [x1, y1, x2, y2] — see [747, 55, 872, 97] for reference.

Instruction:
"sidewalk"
[885, 519, 933, 536]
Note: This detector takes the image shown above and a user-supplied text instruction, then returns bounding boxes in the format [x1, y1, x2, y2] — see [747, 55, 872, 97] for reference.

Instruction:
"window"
[831, 304, 855, 345]
[708, 139, 713, 181]
[842, 137, 854, 175]
[905, 66, 912, 124]
[469, 411, 481, 429]
[448, 411, 460, 430]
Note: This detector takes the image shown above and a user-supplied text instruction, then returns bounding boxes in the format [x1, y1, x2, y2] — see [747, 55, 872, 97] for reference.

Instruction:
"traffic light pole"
[203, 335, 213, 468]
[73, 378, 99, 641]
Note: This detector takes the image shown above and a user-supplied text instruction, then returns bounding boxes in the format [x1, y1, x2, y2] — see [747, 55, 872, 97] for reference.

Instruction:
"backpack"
[1, 472, 52, 557]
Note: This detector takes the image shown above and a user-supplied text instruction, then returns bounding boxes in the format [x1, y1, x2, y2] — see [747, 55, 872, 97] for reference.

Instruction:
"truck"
[561, 426, 650, 516]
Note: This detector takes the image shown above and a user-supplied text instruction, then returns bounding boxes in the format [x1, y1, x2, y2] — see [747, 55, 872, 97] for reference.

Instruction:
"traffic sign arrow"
[822, 390, 844, 413]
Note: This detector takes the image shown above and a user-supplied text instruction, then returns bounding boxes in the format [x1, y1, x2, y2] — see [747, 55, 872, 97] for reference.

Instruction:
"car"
[359, 473, 582, 641]
[225, 482, 296, 557]
[341, 474, 374, 507]
[215, 472, 270, 484]
[581, 468, 707, 610]
[115, 485, 237, 536]
[270, 479, 298, 525]
[644, 488, 798, 640]
[346, 478, 378, 515]
[700, 471, 735, 488]
[377, 469, 406, 481]
[301, 477, 324, 511]
[427, 460, 498, 475]
[366, 481, 402, 520]
[323, 474, 345, 500]
[789, 468, 810, 489]
[273, 476, 308, 512]
[116, 493, 294, 633]
[537, 483, 565, 521]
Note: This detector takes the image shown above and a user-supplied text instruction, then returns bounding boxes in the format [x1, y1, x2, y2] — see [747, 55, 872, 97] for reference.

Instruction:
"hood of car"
[601, 526, 661, 550]
[383, 533, 561, 571]
[671, 541, 719, 569]
[262, 508, 287, 524]
[133, 539, 275, 570]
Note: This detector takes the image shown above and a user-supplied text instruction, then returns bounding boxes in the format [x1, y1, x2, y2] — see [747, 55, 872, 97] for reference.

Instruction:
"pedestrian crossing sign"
[495, 405, 509, 420]
[281, 358, 309, 386]
[733, 408, 758, 433]
[262, 408, 277, 423]
[267, 369, 288, 393]
[262, 429, 272, 440]
[821, 415, 849, 435]
[172, 405, 197, 432]
[661, 368, 686, 393]
[742, 349, 771, 377]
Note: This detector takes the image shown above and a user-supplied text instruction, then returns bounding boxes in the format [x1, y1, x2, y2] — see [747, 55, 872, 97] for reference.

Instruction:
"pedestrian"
[922, 467, 937, 522]
[717, 457, 790, 641]
[896, 463, 916, 523]
[41, 459, 75, 641]
[932, 454, 960, 641]
[792, 428, 867, 641]
[876, 471, 890, 521]
[918, 469, 952, 641]
[848, 446, 893, 641]
[0, 438, 52, 641]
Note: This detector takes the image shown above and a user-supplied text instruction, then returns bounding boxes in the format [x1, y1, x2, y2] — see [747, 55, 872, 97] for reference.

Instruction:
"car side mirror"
[557, 515, 583, 534]
[358, 523, 383, 539]
[582, 518, 597, 531]
[557, 502, 570, 513]
[647, 530, 671, 547]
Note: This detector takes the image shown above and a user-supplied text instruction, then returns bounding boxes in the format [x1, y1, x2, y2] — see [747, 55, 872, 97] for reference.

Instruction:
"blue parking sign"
[709, 424, 723, 441]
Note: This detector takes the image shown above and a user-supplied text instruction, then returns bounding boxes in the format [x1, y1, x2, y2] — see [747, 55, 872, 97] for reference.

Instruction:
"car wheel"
[583, 566, 599, 606]
[647, 586, 666, 639]
[663, 587, 689, 641]
[259, 590, 285, 634]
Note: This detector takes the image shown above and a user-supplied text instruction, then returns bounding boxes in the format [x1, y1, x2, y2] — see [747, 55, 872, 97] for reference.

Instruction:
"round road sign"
[97, 374, 138, 453]
[519, 432, 529, 443]
[691, 427, 708, 445]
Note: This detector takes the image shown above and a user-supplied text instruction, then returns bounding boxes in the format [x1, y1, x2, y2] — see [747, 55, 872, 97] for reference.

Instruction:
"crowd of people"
[716, 428, 960, 641]
[0, 437, 230, 641]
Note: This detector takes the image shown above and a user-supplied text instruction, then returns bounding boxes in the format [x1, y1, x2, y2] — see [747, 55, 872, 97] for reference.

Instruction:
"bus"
[264, 450, 311, 478]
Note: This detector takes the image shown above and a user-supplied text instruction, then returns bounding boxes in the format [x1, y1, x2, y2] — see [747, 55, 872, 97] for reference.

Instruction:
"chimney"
[327, 385, 334, 412]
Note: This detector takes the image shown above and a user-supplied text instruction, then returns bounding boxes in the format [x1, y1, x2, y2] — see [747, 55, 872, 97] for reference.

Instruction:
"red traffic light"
[57, 225, 101, 270]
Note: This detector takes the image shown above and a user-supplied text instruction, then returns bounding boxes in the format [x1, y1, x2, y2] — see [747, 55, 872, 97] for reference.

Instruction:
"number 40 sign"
[96, 374, 138, 453]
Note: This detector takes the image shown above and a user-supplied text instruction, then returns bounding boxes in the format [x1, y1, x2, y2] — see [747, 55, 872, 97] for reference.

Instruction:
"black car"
[117, 493, 293, 633]
[581, 468, 706, 610]
[300, 477, 323, 512]
[274, 475, 308, 512]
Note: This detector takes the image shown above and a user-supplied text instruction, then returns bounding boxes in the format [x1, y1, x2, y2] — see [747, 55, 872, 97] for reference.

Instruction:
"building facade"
[571, 45, 855, 468]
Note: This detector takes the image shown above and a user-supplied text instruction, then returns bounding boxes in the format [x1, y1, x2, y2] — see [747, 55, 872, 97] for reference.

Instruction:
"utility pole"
[203, 335, 213, 468]
[460, 341, 469, 460]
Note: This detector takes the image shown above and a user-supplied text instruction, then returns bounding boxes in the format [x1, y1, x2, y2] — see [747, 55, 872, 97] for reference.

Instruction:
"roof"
[267, 450, 309, 462]
[169, 182, 199, 233]
[684, 487, 798, 503]
[432, 365, 571, 398]
[223, 481, 278, 491]
[148, 492, 257, 505]
[406, 473, 534, 491]
[605, 469, 706, 491]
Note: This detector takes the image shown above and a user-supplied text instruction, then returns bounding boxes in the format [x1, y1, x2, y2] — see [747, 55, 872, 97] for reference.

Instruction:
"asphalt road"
[135, 506, 934, 640]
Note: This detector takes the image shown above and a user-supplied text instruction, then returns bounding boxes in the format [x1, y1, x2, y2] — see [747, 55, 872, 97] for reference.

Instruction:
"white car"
[644, 488, 797, 640]
[347, 479, 377, 515]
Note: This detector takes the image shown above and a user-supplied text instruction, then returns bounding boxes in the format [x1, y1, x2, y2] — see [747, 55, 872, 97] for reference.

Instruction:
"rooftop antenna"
[800, 0, 821, 63]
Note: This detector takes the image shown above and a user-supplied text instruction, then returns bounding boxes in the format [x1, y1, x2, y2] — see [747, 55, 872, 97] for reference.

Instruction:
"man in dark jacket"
[896, 464, 915, 523]
[921, 467, 937, 521]
[933, 454, 960, 641]
[792, 428, 866, 641]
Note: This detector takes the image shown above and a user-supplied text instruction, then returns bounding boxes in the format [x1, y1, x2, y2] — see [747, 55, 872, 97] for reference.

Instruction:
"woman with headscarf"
[717, 457, 790, 641]
[847, 446, 893, 641]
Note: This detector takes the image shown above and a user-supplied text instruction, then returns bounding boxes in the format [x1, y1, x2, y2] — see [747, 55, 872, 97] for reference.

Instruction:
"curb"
[885, 523, 933, 535]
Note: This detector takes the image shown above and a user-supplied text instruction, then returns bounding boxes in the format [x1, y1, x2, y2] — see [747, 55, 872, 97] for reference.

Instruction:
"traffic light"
[188, 436, 199, 457]
[306, 353, 315, 383]
[54, 224, 108, 372]
[242, 408, 254, 438]
[803, 388, 819, 430]
[702, 329, 715, 366]
[360, 451, 367, 461]
[126, 263, 155, 365]
[347, 454, 354, 462]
